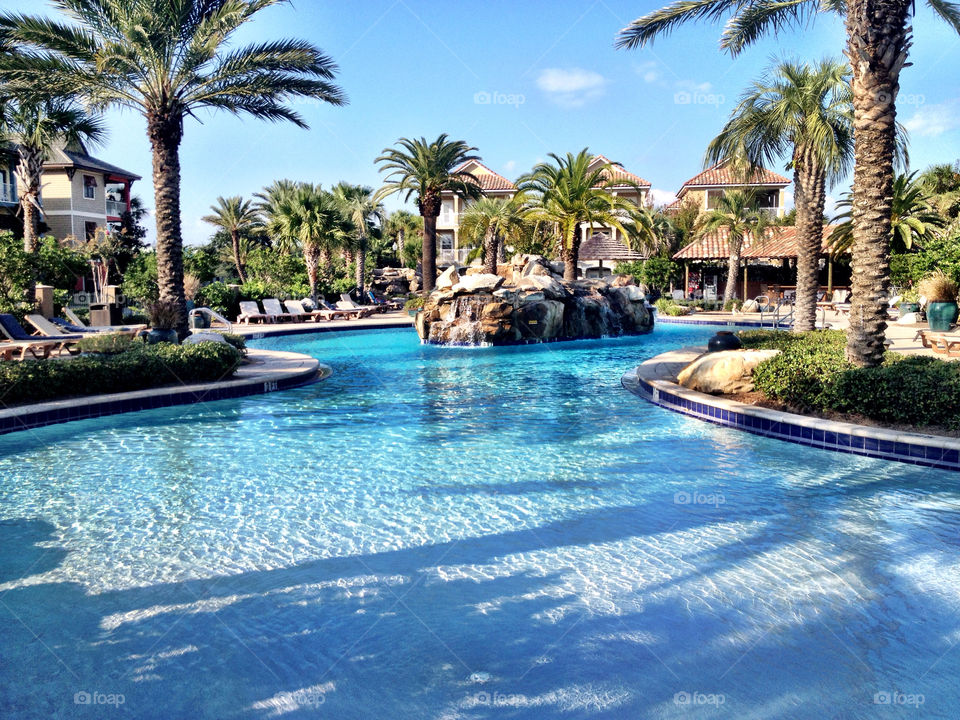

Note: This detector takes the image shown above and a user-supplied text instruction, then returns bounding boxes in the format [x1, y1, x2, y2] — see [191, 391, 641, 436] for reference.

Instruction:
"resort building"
[673, 225, 844, 301]
[667, 160, 790, 218]
[0, 140, 141, 242]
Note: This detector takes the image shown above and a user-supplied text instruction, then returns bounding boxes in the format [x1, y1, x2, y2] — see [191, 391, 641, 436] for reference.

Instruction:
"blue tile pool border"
[622, 365, 960, 472]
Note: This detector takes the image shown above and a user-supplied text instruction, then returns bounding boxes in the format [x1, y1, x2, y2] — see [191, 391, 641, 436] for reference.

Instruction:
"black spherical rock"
[707, 331, 742, 353]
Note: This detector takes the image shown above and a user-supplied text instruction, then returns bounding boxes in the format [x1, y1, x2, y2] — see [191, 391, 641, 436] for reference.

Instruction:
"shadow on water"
[2, 482, 959, 719]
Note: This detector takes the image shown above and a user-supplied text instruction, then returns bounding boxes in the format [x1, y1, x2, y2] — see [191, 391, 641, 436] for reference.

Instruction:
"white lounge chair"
[338, 293, 378, 315]
[238, 301, 271, 324]
[262, 298, 300, 322]
[284, 299, 335, 322]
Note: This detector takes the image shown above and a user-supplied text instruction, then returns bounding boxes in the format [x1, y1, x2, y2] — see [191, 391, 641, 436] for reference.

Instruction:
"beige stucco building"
[667, 161, 790, 217]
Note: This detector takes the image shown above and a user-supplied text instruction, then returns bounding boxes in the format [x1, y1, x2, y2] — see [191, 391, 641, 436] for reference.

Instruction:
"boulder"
[522, 259, 552, 277]
[741, 299, 760, 313]
[452, 273, 504, 293]
[516, 275, 568, 300]
[517, 290, 546, 305]
[676, 349, 781, 394]
[516, 300, 565, 340]
[436, 265, 460, 290]
[610, 274, 636, 287]
[185, 332, 229, 345]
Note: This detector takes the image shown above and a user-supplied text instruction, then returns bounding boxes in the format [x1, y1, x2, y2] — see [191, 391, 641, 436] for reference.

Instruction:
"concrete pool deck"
[0, 348, 326, 436]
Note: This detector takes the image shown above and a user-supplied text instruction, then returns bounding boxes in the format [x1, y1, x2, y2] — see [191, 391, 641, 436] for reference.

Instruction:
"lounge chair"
[237, 301, 271, 324]
[62, 307, 147, 333]
[0, 314, 81, 356]
[915, 330, 960, 357]
[322, 298, 370, 319]
[28, 315, 143, 339]
[366, 290, 404, 311]
[338, 293, 378, 315]
[284, 299, 335, 322]
[0, 339, 60, 361]
[262, 298, 300, 323]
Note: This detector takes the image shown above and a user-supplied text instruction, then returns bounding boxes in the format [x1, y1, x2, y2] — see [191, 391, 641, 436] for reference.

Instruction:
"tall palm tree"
[616, 0, 960, 365]
[332, 182, 384, 295]
[518, 150, 650, 282]
[202, 196, 260, 282]
[694, 190, 769, 305]
[266, 184, 343, 301]
[829, 172, 948, 254]
[255, 180, 302, 255]
[0, 0, 345, 335]
[706, 58, 853, 331]
[459, 195, 529, 274]
[383, 210, 423, 268]
[375, 135, 482, 292]
[0, 98, 105, 252]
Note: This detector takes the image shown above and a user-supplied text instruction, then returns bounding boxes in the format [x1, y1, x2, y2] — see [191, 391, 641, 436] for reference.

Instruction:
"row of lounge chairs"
[0, 312, 144, 361]
[237, 294, 402, 324]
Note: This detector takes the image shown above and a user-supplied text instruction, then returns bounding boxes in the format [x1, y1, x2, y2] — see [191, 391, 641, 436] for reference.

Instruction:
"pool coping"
[0, 348, 327, 436]
[656, 315, 790, 329]
[621, 346, 960, 472]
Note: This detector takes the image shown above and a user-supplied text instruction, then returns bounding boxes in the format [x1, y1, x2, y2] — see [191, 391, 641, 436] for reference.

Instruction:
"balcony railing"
[437, 248, 472, 266]
[0, 183, 15, 204]
[105, 199, 127, 217]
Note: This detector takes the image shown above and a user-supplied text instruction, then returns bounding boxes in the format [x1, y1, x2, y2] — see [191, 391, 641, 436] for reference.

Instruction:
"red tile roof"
[451, 161, 515, 192]
[673, 226, 836, 260]
[678, 161, 790, 192]
[591, 154, 651, 188]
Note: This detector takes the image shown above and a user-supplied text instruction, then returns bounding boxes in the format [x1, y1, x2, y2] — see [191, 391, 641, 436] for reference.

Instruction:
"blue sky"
[10, 0, 960, 245]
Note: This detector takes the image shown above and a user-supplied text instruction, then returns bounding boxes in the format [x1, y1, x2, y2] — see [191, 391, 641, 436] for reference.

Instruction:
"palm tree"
[694, 190, 769, 305]
[918, 162, 960, 219]
[829, 172, 948, 254]
[459, 195, 529, 274]
[0, 1, 345, 336]
[706, 58, 853, 331]
[616, 0, 960, 365]
[255, 180, 302, 255]
[375, 135, 482, 292]
[266, 184, 344, 301]
[0, 98, 105, 252]
[202, 196, 260, 283]
[332, 183, 384, 295]
[518, 150, 650, 282]
[383, 210, 423, 268]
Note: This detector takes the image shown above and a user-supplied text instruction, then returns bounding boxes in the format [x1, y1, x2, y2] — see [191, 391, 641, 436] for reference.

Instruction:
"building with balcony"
[667, 161, 790, 218]
[36, 140, 141, 241]
[0, 146, 20, 234]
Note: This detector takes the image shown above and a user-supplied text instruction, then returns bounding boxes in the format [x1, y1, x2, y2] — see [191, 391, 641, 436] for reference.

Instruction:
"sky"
[7, 0, 960, 245]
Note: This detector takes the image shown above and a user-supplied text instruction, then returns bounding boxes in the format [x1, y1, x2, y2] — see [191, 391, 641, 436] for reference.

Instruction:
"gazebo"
[672, 226, 841, 300]
[579, 232, 644, 277]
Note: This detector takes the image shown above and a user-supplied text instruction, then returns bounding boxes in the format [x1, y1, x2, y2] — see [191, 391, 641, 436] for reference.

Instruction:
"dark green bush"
[0, 342, 241, 405]
[220, 333, 247, 355]
[76, 333, 135, 355]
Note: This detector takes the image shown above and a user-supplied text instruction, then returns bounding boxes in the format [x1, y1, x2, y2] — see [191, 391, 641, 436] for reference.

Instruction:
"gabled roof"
[42, 140, 141, 181]
[673, 225, 836, 260]
[677, 160, 789, 197]
[590, 154, 651, 188]
[447, 160, 515, 193]
[579, 232, 645, 261]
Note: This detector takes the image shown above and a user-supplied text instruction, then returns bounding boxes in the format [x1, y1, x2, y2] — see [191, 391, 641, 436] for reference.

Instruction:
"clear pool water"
[1, 325, 958, 719]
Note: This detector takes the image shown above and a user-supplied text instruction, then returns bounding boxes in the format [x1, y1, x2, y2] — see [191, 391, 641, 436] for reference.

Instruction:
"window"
[705, 189, 724, 209]
[83, 175, 97, 199]
[85, 221, 98, 240]
[438, 233, 454, 251]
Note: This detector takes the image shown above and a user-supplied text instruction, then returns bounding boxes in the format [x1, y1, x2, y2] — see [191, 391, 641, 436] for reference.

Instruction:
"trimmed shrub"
[0, 342, 241, 405]
[76, 333, 135, 355]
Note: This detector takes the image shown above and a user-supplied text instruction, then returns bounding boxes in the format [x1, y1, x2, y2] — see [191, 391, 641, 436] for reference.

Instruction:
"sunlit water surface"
[0, 325, 958, 719]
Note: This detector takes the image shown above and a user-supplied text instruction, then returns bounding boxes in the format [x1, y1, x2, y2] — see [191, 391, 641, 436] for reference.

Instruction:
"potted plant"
[404, 296, 425, 317]
[897, 288, 921, 317]
[145, 299, 181, 344]
[919, 271, 959, 331]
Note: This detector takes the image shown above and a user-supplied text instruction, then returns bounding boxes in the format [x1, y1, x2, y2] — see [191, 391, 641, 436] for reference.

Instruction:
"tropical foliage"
[459, 196, 529, 273]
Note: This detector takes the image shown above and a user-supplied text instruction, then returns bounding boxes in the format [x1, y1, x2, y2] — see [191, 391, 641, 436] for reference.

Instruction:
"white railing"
[0, 183, 15, 203]
[437, 248, 473, 266]
[105, 199, 126, 216]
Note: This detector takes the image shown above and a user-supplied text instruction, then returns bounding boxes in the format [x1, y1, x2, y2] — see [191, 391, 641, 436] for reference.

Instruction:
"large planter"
[927, 301, 959, 331]
[707, 331, 743, 353]
[190, 314, 210, 329]
[898, 302, 921, 317]
[147, 328, 179, 345]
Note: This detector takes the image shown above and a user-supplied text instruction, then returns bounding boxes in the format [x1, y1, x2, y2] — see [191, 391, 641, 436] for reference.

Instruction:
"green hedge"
[740, 329, 960, 430]
[0, 342, 241, 406]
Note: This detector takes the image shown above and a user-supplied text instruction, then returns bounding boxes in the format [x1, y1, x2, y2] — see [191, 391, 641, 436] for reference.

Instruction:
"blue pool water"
[1, 324, 958, 719]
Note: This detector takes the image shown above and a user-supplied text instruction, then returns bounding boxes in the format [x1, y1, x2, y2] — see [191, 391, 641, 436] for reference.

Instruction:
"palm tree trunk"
[320, 246, 332, 272]
[792, 148, 827, 332]
[355, 235, 366, 295]
[15, 148, 43, 254]
[723, 235, 743, 305]
[305, 244, 321, 301]
[483, 228, 497, 274]
[147, 111, 188, 338]
[844, 0, 910, 366]
[562, 226, 580, 283]
[231, 229, 246, 283]
[421, 197, 440, 293]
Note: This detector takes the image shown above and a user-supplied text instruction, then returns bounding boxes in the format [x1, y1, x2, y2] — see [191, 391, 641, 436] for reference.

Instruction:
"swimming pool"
[1, 324, 957, 718]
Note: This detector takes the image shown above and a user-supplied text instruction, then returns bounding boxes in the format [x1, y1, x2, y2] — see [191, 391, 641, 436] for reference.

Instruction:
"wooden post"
[827, 258, 834, 296]
[742, 263, 748, 301]
[684, 263, 689, 298]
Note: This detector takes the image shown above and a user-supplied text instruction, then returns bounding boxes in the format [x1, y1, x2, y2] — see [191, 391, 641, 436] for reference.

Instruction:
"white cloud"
[903, 100, 960, 137]
[675, 80, 713, 93]
[634, 61, 662, 85]
[648, 188, 678, 208]
[503, 159, 517, 173]
[537, 68, 607, 108]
